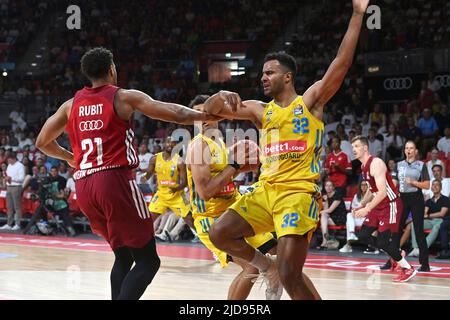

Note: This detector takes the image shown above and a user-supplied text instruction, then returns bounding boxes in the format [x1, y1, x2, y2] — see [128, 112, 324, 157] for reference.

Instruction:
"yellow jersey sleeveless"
[154, 152, 181, 198]
[187, 134, 239, 219]
[259, 95, 324, 194]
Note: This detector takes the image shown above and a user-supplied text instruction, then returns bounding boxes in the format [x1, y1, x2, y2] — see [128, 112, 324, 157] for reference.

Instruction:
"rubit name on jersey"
[79, 104, 103, 117]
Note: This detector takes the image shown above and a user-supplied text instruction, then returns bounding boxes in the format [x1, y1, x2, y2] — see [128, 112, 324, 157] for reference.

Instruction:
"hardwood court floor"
[0, 233, 449, 300]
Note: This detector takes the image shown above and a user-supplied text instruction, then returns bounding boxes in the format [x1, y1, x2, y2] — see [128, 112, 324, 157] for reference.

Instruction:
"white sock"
[398, 258, 411, 269]
[249, 250, 270, 272]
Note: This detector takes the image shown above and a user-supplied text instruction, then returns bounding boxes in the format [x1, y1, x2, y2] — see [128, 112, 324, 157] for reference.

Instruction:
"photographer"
[23, 166, 76, 236]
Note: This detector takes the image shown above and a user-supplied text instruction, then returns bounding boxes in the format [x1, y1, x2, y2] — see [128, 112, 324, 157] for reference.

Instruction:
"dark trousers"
[439, 219, 450, 251]
[396, 192, 429, 266]
[23, 205, 73, 233]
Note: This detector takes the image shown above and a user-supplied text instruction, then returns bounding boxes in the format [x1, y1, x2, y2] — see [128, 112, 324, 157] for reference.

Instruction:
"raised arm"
[303, 0, 369, 120]
[203, 91, 266, 128]
[35, 99, 75, 167]
[188, 139, 238, 201]
[117, 89, 218, 125]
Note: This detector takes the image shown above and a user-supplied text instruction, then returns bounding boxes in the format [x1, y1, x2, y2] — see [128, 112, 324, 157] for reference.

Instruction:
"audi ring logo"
[79, 120, 104, 132]
[434, 75, 450, 88]
[383, 77, 413, 90]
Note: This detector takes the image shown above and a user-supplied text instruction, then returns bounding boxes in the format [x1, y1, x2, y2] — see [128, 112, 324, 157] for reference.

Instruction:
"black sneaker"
[418, 265, 430, 272]
[379, 260, 392, 270]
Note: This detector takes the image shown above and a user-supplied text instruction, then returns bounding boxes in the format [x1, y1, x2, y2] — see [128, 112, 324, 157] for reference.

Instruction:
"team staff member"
[388, 141, 430, 271]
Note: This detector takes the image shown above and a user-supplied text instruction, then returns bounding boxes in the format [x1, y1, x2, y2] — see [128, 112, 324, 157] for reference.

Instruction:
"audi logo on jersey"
[79, 120, 104, 132]
[383, 77, 413, 90]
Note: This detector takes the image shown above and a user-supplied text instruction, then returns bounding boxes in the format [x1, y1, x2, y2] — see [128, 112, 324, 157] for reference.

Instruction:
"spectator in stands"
[0, 162, 7, 189]
[9, 106, 27, 132]
[324, 113, 339, 137]
[369, 104, 386, 129]
[423, 164, 450, 199]
[58, 162, 70, 180]
[390, 104, 402, 125]
[23, 166, 76, 237]
[436, 202, 450, 259]
[437, 126, 450, 157]
[336, 124, 349, 141]
[135, 143, 154, 193]
[434, 105, 450, 136]
[402, 117, 422, 147]
[340, 181, 370, 253]
[0, 148, 6, 165]
[341, 105, 356, 130]
[153, 121, 168, 139]
[0, 152, 25, 231]
[418, 108, 439, 152]
[360, 113, 370, 136]
[368, 128, 382, 158]
[426, 148, 446, 179]
[155, 211, 187, 242]
[318, 180, 347, 250]
[324, 137, 351, 196]
[65, 167, 76, 194]
[409, 180, 448, 257]
[384, 124, 404, 161]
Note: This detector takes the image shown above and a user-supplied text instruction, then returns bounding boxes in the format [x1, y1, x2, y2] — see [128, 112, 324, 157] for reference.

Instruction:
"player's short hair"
[432, 164, 443, 172]
[264, 51, 297, 77]
[351, 135, 369, 146]
[189, 95, 210, 108]
[81, 47, 114, 80]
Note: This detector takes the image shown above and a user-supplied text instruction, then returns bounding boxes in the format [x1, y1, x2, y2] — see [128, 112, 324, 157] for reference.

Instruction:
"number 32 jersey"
[258, 95, 324, 193]
[66, 84, 139, 179]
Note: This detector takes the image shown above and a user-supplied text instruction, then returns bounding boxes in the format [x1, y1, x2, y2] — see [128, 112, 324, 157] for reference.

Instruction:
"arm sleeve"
[420, 163, 430, 181]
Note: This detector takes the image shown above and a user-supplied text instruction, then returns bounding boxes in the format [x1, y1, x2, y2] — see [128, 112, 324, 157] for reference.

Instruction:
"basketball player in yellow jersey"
[186, 95, 279, 300]
[205, 0, 370, 300]
[142, 137, 195, 233]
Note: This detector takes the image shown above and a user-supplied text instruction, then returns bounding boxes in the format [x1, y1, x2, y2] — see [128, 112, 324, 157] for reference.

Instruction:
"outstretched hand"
[353, 0, 370, 15]
[218, 90, 243, 112]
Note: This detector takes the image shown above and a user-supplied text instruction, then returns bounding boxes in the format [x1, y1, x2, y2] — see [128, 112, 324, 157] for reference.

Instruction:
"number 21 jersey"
[66, 84, 139, 179]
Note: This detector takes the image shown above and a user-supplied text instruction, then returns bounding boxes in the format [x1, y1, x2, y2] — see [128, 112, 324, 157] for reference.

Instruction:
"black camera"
[29, 174, 55, 211]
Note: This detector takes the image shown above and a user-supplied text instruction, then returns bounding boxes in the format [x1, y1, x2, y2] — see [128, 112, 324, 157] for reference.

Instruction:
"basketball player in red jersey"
[352, 136, 417, 282]
[35, 47, 218, 300]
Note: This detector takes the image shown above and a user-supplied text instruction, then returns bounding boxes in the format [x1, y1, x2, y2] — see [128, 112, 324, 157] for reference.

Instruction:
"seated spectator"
[318, 180, 347, 250]
[384, 124, 404, 161]
[154, 210, 187, 242]
[368, 128, 382, 158]
[58, 162, 70, 180]
[409, 180, 448, 257]
[402, 117, 422, 147]
[340, 181, 370, 253]
[369, 104, 386, 129]
[418, 108, 439, 153]
[324, 137, 351, 196]
[341, 105, 355, 130]
[426, 148, 446, 179]
[437, 127, 450, 157]
[423, 164, 450, 199]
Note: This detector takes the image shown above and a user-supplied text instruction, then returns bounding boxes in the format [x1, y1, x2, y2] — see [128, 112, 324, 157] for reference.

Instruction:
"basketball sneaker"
[261, 254, 283, 300]
[339, 243, 353, 253]
[392, 266, 417, 282]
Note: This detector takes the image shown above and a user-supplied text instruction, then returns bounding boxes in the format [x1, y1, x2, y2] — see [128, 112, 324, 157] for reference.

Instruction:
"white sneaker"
[339, 243, 353, 253]
[0, 224, 12, 230]
[348, 233, 358, 242]
[11, 225, 21, 231]
[408, 248, 420, 257]
[261, 254, 283, 300]
[154, 233, 168, 242]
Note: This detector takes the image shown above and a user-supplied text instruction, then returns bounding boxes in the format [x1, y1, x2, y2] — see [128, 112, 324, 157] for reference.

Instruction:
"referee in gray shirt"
[389, 141, 430, 271]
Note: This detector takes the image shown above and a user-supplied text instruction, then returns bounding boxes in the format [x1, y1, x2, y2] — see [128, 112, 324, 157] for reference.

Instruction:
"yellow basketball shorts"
[148, 191, 191, 218]
[194, 216, 276, 268]
[229, 181, 320, 241]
